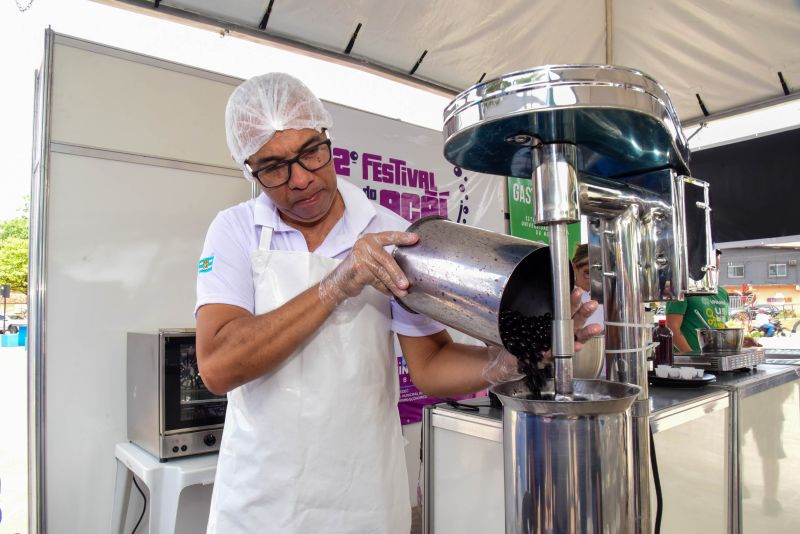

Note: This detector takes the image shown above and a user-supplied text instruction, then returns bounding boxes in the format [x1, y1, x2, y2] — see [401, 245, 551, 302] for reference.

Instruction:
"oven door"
[163, 333, 227, 433]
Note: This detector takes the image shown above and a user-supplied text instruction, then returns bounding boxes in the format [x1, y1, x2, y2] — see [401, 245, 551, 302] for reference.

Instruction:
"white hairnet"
[225, 73, 333, 182]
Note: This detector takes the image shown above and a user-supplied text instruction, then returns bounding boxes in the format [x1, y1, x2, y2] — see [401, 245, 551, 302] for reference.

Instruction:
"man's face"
[574, 263, 591, 292]
[246, 128, 337, 226]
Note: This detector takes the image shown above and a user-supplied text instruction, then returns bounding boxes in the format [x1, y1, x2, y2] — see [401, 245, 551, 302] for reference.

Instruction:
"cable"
[131, 476, 147, 534]
[649, 426, 663, 534]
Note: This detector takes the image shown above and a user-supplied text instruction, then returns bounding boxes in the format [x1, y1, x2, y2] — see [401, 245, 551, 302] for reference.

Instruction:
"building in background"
[719, 244, 800, 312]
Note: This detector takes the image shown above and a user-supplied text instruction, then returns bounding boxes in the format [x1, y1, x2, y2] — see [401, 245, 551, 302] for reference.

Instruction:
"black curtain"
[689, 126, 800, 243]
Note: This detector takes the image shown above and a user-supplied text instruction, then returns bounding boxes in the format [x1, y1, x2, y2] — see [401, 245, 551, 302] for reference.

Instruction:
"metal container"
[442, 64, 689, 181]
[697, 328, 744, 353]
[492, 379, 641, 534]
[573, 334, 605, 379]
[392, 216, 570, 347]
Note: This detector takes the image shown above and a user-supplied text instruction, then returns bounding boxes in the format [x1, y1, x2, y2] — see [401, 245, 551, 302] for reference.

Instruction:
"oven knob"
[172, 446, 179, 453]
[204, 433, 217, 447]
[181, 445, 188, 452]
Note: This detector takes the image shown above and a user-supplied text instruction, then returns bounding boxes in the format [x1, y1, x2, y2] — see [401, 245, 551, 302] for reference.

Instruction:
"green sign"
[507, 176, 582, 255]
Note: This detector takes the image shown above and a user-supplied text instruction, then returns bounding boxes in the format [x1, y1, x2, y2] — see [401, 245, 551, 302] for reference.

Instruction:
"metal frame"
[422, 405, 433, 534]
[28, 27, 55, 534]
[429, 409, 502, 442]
[682, 91, 800, 128]
[50, 142, 242, 178]
[648, 390, 728, 434]
[728, 390, 741, 534]
[26, 30, 262, 534]
[97, 0, 458, 98]
[707, 366, 799, 534]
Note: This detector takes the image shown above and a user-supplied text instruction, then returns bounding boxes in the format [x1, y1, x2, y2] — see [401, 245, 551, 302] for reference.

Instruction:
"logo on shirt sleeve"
[198, 256, 215, 273]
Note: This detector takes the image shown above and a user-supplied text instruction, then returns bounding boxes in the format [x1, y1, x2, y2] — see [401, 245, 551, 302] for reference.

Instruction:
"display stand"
[110, 442, 218, 534]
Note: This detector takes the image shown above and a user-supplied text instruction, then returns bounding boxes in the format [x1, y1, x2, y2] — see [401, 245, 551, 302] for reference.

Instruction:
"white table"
[110, 442, 218, 534]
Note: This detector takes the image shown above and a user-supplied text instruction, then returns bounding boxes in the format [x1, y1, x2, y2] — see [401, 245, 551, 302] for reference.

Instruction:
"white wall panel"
[50, 41, 238, 169]
[43, 152, 250, 534]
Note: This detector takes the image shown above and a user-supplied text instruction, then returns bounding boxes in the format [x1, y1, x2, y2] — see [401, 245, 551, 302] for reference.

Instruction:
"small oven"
[127, 329, 226, 460]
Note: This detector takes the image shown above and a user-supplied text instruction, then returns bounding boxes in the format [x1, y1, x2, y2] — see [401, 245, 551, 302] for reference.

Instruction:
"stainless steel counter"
[710, 363, 800, 396]
[424, 365, 800, 534]
[428, 364, 797, 431]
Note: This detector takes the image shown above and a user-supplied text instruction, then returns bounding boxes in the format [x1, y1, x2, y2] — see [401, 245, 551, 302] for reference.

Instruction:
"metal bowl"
[696, 328, 744, 353]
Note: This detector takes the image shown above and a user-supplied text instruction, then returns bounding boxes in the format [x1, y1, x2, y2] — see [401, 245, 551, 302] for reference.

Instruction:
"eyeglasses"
[246, 132, 333, 189]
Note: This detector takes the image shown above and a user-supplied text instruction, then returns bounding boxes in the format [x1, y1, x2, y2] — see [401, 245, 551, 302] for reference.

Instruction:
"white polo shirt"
[195, 178, 445, 337]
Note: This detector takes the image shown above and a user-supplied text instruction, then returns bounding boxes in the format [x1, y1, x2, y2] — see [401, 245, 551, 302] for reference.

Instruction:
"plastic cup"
[694, 368, 705, 379]
[655, 367, 669, 378]
[668, 368, 681, 379]
[679, 367, 695, 380]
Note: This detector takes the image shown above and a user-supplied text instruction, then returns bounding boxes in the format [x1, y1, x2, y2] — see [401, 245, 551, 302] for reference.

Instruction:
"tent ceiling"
[107, 0, 799, 123]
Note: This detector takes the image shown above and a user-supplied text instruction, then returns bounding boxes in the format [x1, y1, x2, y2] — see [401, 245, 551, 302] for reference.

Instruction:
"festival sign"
[326, 102, 503, 424]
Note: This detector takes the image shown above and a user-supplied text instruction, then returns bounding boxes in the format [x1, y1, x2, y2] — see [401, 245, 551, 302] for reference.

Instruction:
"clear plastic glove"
[482, 346, 525, 386]
[319, 231, 418, 310]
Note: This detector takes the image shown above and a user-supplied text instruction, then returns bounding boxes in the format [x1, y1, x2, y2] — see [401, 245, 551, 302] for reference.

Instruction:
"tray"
[673, 348, 765, 371]
[649, 372, 716, 388]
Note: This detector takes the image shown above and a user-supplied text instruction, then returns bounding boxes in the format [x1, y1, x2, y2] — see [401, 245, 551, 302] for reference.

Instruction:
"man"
[571, 244, 606, 378]
[666, 249, 729, 352]
[572, 244, 604, 327]
[753, 309, 775, 337]
[195, 73, 602, 533]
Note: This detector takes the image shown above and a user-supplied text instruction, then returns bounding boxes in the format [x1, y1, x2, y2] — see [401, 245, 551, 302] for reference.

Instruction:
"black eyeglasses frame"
[246, 131, 332, 189]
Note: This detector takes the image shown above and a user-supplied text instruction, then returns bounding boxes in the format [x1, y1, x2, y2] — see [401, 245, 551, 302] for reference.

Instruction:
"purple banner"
[334, 146, 456, 223]
[337, 143, 488, 425]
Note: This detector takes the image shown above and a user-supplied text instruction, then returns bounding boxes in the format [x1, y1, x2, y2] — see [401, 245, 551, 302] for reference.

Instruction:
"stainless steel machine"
[435, 65, 716, 533]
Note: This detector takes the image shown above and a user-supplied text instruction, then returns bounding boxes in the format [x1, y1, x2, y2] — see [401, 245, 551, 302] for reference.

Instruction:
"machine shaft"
[549, 223, 575, 396]
[532, 143, 580, 397]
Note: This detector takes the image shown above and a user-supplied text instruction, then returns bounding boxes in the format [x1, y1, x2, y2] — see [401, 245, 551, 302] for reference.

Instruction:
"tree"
[0, 199, 29, 294]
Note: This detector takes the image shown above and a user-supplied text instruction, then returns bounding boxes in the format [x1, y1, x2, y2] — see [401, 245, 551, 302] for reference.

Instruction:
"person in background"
[666, 249, 729, 352]
[753, 309, 775, 337]
[572, 244, 605, 378]
[195, 72, 604, 534]
[571, 244, 604, 327]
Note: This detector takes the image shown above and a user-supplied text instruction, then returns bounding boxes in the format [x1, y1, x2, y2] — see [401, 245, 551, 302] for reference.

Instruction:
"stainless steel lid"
[442, 64, 690, 179]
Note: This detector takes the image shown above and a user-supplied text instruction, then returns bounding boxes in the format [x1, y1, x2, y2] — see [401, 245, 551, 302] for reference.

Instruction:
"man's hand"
[536, 288, 605, 365]
[571, 287, 604, 350]
[319, 231, 418, 310]
[482, 346, 525, 385]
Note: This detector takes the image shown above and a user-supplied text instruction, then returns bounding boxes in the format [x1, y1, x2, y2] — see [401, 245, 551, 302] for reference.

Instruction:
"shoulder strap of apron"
[259, 226, 274, 252]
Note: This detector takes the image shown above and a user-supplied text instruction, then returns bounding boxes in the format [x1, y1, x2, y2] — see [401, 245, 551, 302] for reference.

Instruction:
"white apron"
[207, 225, 410, 534]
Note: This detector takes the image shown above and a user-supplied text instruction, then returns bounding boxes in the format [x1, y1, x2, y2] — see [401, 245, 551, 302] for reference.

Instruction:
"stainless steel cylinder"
[532, 143, 580, 225]
[600, 205, 653, 534]
[549, 223, 574, 396]
[492, 379, 640, 534]
[393, 217, 570, 347]
[533, 143, 580, 396]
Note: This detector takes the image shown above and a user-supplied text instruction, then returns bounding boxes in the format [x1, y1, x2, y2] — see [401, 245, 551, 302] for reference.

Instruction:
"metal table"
[423, 365, 800, 534]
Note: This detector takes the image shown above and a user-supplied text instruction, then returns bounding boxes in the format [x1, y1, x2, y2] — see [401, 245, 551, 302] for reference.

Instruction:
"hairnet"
[225, 73, 333, 182]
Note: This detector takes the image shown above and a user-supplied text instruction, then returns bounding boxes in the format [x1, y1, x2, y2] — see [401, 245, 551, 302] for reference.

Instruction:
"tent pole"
[605, 0, 614, 64]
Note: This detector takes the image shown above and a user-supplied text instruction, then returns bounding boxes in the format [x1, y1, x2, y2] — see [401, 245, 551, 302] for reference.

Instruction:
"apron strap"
[259, 226, 274, 252]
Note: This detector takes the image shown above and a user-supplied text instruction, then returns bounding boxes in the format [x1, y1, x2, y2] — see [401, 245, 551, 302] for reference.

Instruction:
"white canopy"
[104, 0, 799, 123]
